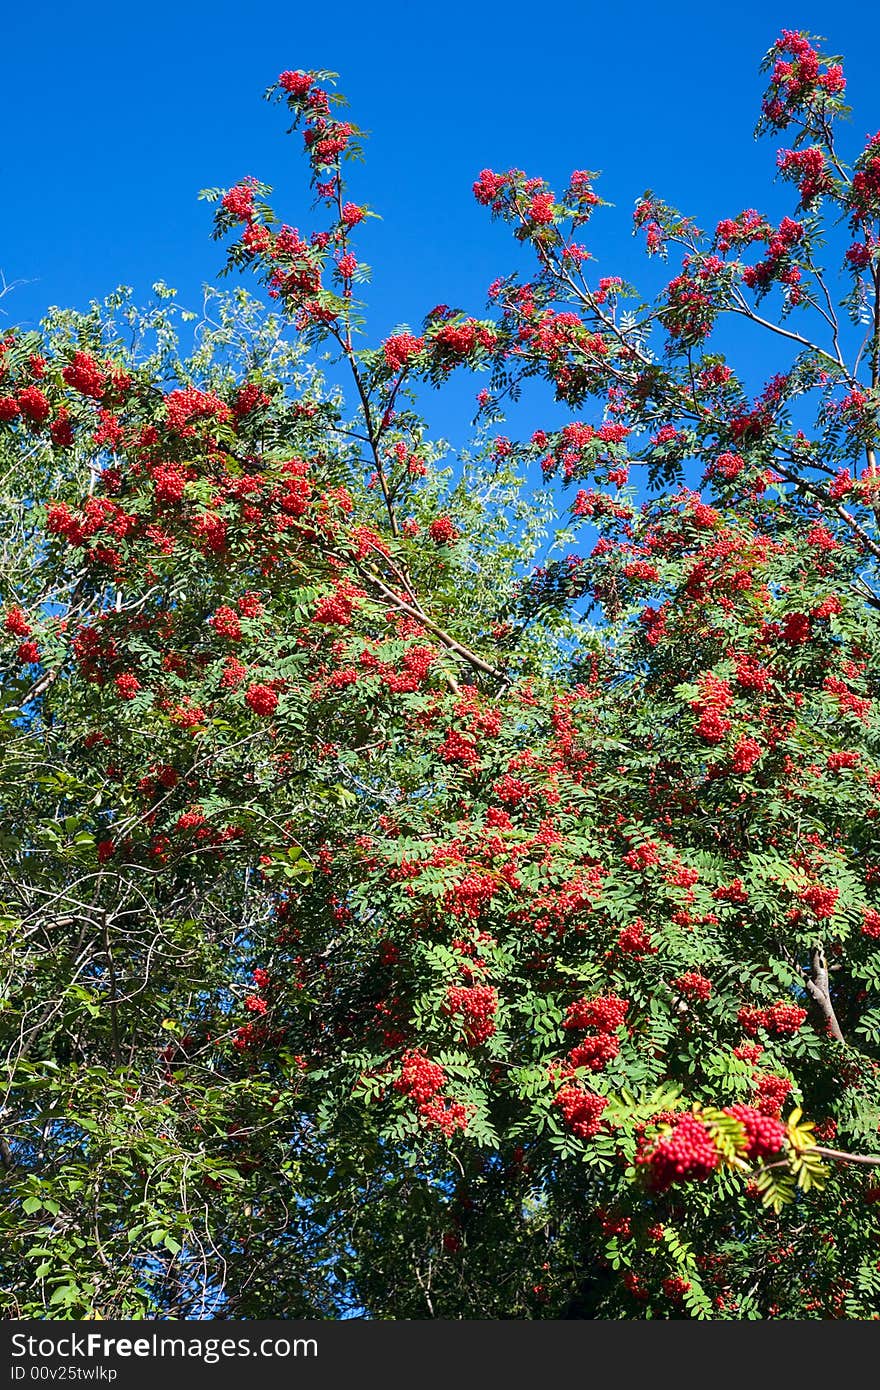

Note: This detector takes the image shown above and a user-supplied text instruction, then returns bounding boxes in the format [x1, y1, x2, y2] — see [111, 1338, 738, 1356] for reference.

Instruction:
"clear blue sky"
[3, 1, 879, 412]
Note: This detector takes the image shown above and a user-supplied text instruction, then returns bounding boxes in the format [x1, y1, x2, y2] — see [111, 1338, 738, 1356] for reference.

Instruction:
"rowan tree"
[3, 31, 880, 1319]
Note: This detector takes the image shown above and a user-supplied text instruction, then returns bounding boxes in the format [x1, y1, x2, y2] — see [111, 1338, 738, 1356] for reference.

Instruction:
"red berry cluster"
[114, 672, 141, 701]
[724, 1104, 787, 1160]
[493, 774, 530, 807]
[563, 993, 629, 1031]
[731, 736, 762, 773]
[444, 984, 498, 1046]
[275, 69, 359, 177]
[562, 992, 628, 1073]
[568, 1033, 619, 1072]
[617, 919, 655, 955]
[662, 1275, 692, 1301]
[596, 1208, 631, 1238]
[622, 840, 661, 871]
[211, 606, 243, 640]
[165, 386, 231, 434]
[16, 385, 51, 424]
[761, 31, 846, 133]
[428, 515, 458, 545]
[151, 462, 190, 503]
[862, 908, 880, 939]
[279, 70, 312, 98]
[394, 1049, 470, 1136]
[795, 884, 839, 917]
[62, 351, 107, 399]
[826, 750, 860, 771]
[438, 730, 481, 768]
[798, 884, 839, 919]
[443, 871, 497, 920]
[622, 1271, 648, 1301]
[400, 645, 436, 681]
[753, 1072, 793, 1117]
[553, 1086, 608, 1139]
[690, 671, 733, 743]
[222, 182, 256, 222]
[4, 607, 31, 638]
[637, 1114, 721, 1191]
[737, 1001, 806, 1036]
[383, 334, 424, 373]
[314, 583, 358, 626]
[850, 132, 880, 222]
[233, 382, 271, 417]
[245, 682, 279, 717]
[394, 1049, 446, 1105]
[431, 318, 497, 360]
[740, 217, 805, 301]
[672, 972, 712, 1002]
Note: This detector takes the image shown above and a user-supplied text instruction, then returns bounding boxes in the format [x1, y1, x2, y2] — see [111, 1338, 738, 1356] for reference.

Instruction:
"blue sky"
[2, 0, 879, 439]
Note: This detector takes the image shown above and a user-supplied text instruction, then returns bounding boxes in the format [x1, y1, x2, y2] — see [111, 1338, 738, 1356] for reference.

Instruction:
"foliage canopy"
[3, 32, 880, 1319]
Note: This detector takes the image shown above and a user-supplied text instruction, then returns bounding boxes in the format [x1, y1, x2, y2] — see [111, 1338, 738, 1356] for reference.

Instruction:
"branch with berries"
[630, 1102, 880, 1213]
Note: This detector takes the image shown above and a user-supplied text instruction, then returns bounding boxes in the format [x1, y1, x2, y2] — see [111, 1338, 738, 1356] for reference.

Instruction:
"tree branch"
[805, 944, 845, 1043]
